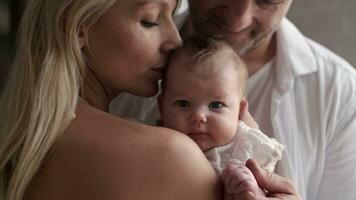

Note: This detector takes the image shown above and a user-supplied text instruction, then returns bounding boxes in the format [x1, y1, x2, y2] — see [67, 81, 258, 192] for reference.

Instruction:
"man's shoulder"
[293, 37, 356, 123]
[279, 19, 355, 78]
[276, 22, 356, 118]
[304, 38, 355, 76]
[303, 38, 356, 96]
[282, 30, 356, 91]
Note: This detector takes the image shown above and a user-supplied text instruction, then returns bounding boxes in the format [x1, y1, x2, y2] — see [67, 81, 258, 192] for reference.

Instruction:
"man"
[111, 0, 356, 199]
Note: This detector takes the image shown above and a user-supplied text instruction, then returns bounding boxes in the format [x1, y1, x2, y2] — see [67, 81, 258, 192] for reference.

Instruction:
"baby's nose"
[189, 108, 208, 124]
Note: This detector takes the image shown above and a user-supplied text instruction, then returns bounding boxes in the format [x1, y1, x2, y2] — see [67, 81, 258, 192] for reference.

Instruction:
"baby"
[158, 35, 284, 199]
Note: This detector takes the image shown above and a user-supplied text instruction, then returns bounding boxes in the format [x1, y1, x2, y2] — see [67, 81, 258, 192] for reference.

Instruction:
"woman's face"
[84, 0, 182, 98]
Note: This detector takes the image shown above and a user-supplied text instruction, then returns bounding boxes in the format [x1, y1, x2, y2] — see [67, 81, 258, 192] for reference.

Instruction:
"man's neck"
[241, 34, 277, 76]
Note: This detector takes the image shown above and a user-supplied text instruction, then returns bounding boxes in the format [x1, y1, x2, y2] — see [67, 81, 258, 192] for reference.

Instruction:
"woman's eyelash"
[141, 20, 159, 28]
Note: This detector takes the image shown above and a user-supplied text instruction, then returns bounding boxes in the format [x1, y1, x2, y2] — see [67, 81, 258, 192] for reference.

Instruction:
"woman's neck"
[80, 67, 114, 112]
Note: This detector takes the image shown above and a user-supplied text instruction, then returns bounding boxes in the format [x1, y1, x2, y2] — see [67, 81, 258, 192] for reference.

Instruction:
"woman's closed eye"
[141, 19, 159, 28]
[174, 100, 191, 108]
[209, 101, 224, 110]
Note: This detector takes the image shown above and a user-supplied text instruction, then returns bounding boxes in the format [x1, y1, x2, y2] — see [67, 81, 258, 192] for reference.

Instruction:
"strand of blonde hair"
[0, 0, 115, 199]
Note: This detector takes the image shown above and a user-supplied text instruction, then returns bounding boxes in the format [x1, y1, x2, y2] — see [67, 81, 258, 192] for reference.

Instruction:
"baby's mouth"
[187, 132, 210, 141]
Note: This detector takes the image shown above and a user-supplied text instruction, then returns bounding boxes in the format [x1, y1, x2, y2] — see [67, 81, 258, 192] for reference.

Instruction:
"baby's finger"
[221, 168, 228, 181]
[224, 171, 234, 194]
[234, 179, 256, 194]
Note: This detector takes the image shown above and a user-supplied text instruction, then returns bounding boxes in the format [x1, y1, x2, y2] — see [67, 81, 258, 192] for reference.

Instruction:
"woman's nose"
[160, 21, 183, 52]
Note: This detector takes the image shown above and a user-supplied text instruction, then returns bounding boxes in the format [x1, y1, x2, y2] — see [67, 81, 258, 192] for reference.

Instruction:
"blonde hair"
[0, 0, 116, 199]
[165, 34, 248, 96]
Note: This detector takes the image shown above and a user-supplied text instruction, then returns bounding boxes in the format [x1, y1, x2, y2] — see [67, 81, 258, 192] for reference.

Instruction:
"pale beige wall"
[0, 4, 9, 34]
[288, 0, 356, 67]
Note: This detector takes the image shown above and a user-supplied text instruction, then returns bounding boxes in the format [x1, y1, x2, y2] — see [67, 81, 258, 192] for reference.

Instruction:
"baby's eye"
[209, 102, 224, 109]
[141, 20, 159, 28]
[175, 100, 191, 108]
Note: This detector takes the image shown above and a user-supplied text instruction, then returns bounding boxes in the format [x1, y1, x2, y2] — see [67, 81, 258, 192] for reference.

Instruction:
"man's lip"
[208, 18, 248, 35]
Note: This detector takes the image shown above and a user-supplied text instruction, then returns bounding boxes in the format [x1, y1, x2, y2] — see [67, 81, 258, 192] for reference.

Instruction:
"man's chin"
[234, 40, 260, 55]
[219, 37, 258, 55]
[225, 32, 271, 56]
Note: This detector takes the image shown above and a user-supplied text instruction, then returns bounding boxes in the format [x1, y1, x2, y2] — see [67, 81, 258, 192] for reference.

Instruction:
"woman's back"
[25, 102, 221, 200]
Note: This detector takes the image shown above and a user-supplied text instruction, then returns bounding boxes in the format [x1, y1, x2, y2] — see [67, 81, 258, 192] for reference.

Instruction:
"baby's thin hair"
[167, 34, 248, 96]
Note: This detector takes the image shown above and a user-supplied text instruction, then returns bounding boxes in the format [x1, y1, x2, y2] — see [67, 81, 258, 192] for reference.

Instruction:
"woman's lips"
[151, 67, 165, 79]
[152, 67, 164, 73]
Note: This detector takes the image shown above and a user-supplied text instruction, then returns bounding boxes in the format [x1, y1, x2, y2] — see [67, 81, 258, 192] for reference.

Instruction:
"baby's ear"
[238, 98, 248, 120]
[238, 99, 259, 129]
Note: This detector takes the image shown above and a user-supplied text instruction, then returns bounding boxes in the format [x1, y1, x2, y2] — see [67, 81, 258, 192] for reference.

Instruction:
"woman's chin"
[131, 84, 159, 98]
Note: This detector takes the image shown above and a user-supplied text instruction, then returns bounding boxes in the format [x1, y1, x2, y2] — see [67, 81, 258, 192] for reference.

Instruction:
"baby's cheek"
[214, 121, 237, 145]
[164, 115, 188, 134]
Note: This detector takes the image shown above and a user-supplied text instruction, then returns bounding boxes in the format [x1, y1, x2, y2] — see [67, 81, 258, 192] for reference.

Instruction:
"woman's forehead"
[130, 0, 177, 7]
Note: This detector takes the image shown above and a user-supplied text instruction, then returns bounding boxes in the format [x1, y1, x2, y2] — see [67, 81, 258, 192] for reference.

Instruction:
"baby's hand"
[221, 163, 265, 198]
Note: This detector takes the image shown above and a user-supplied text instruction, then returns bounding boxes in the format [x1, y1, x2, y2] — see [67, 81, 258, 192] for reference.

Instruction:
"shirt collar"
[275, 18, 317, 86]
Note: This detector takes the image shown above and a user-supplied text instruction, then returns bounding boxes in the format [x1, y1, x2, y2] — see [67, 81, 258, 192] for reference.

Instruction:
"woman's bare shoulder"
[26, 103, 221, 200]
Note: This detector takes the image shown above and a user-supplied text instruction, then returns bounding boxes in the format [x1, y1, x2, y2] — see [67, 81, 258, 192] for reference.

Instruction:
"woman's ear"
[78, 27, 87, 48]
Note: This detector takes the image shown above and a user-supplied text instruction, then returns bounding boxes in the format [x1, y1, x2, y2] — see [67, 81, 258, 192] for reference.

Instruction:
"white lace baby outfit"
[204, 121, 285, 174]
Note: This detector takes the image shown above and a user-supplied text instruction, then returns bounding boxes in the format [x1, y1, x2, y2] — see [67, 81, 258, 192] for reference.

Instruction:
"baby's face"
[160, 53, 243, 151]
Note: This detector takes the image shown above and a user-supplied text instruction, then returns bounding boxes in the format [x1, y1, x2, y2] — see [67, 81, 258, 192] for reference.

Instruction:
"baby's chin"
[198, 141, 221, 152]
[202, 145, 216, 152]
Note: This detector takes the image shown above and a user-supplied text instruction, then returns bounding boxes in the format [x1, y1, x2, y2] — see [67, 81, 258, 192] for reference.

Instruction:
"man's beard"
[225, 28, 274, 56]
[196, 24, 276, 56]
[235, 29, 272, 55]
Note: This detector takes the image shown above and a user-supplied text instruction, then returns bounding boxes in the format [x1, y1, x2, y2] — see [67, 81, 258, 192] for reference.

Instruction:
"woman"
[0, 0, 219, 199]
[0, 0, 300, 199]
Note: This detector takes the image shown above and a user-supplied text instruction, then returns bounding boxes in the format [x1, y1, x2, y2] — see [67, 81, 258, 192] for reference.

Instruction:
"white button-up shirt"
[267, 18, 356, 200]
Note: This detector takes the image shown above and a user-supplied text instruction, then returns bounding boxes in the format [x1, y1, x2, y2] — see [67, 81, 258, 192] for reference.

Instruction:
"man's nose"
[223, 0, 254, 32]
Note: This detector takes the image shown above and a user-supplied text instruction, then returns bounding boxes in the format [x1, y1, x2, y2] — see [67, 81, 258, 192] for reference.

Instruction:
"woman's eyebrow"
[135, 0, 167, 7]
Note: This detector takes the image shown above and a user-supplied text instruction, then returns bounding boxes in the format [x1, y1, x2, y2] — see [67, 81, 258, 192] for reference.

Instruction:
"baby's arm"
[221, 163, 265, 199]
